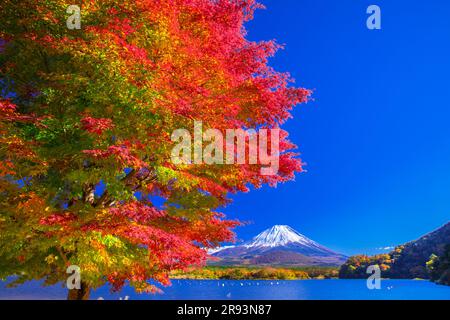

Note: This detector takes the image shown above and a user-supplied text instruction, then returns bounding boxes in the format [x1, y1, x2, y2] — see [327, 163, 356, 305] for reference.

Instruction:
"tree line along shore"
[171, 266, 340, 280]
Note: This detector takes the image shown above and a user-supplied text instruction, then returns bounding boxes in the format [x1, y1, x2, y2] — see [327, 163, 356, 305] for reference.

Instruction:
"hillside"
[339, 222, 450, 284]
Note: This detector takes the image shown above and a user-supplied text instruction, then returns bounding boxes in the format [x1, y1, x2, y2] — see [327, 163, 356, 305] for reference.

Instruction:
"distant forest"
[171, 266, 339, 280]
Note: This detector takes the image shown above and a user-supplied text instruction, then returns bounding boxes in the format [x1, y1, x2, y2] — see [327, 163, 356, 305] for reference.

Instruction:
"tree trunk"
[67, 281, 91, 300]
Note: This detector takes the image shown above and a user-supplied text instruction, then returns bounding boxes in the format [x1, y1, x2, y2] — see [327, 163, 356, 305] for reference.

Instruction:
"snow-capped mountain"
[244, 225, 331, 250]
[209, 225, 347, 267]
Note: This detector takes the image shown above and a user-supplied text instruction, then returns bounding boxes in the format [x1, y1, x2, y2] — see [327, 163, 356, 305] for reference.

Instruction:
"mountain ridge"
[209, 225, 348, 267]
[339, 221, 450, 284]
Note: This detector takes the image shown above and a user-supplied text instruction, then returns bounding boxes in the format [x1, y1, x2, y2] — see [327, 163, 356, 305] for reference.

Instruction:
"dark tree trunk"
[67, 281, 91, 300]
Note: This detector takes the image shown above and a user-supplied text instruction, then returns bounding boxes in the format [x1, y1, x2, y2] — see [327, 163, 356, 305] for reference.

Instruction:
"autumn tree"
[427, 245, 450, 285]
[0, 0, 310, 299]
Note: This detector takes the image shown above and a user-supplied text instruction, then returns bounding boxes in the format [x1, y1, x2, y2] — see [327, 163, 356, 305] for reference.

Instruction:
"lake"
[0, 279, 449, 300]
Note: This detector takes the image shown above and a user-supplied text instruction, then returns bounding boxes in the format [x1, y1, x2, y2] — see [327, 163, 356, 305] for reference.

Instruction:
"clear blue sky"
[221, 0, 450, 255]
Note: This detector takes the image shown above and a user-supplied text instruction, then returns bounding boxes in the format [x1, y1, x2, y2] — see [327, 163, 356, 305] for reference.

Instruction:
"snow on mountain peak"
[207, 225, 333, 255]
[207, 224, 347, 266]
[245, 225, 319, 248]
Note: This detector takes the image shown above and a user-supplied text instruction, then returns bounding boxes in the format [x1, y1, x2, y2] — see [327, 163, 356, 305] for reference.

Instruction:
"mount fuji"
[209, 225, 347, 267]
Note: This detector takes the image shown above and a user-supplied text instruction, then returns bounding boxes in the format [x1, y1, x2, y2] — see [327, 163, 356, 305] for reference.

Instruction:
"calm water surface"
[0, 279, 449, 300]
